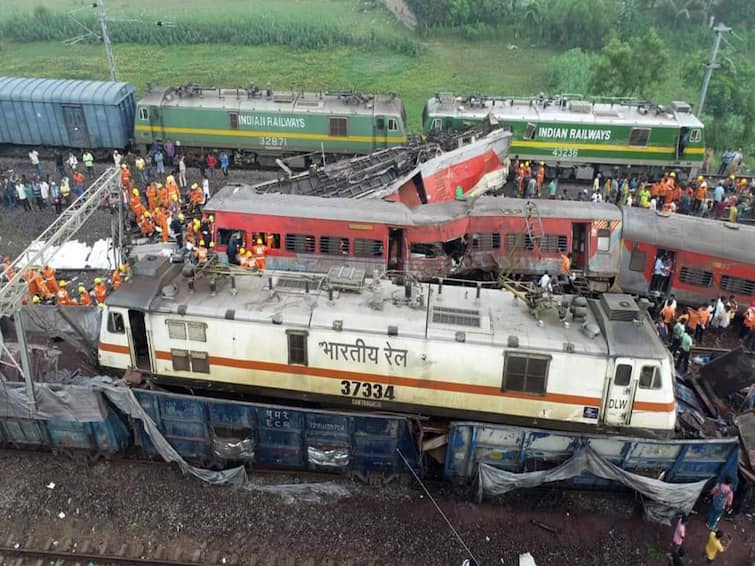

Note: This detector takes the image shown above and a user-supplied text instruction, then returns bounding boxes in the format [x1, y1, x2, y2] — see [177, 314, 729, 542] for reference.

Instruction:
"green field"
[0, 39, 554, 132]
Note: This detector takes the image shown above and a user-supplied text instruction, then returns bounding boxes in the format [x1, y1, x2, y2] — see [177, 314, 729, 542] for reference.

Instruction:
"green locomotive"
[135, 84, 408, 167]
[422, 93, 705, 178]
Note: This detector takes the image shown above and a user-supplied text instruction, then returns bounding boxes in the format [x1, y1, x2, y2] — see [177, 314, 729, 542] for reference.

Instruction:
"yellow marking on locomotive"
[135, 124, 407, 144]
[513, 139, 705, 155]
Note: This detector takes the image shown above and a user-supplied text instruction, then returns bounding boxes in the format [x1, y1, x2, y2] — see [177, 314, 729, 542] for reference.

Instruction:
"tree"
[589, 29, 670, 97]
[547, 48, 598, 95]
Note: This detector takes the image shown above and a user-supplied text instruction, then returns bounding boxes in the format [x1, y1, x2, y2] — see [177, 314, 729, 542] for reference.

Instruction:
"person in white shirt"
[67, 153, 78, 172]
[538, 272, 552, 294]
[591, 190, 602, 203]
[202, 176, 210, 204]
[112, 150, 122, 168]
[39, 178, 49, 206]
[29, 149, 41, 176]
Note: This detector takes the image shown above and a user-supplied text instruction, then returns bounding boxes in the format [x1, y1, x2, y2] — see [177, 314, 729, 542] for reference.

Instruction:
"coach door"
[603, 359, 637, 426]
[62, 105, 91, 147]
[388, 228, 405, 272]
[127, 309, 152, 372]
[374, 116, 388, 150]
[571, 223, 588, 269]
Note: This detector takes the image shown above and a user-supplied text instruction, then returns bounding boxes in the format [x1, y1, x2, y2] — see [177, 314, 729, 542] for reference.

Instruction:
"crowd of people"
[653, 293, 755, 374]
[0, 142, 253, 306]
[510, 156, 754, 223]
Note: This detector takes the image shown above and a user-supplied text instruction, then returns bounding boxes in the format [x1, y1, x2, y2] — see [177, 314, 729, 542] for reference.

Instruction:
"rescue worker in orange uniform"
[694, 177, 708, 213]
[24, 270, 39, 299]
[129, 188, 146, 218]
[31, 270, 54, 301]
[657, 176, 668, 205]
[243, 249, 254, 268]
[78, 285, 93, 306]
[138, 211, 155, 237]
[157, 183, 169, 209]
[41, 265, 59, 293]
[112, 263, 128, 292]
[535, 162, 545, 197]
[185, 220, 196, 246]
[146, 183, 158, 213]
[56, 280, 77, 306]
[93, 277, 108, 306]
[1, 257, 15, 282]
[166, 175, 181, 205]
[253, 238, 268, 270]
[189, 183, 204, 213]
[119, 164, 132, 190]
[152, 208, 169, 244]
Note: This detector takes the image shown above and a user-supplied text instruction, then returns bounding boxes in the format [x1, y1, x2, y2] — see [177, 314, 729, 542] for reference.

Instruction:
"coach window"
[138, 106, 149, 120]
[166, 320, 188, 340]
[628, 128, 651, 147]
[502, 353, 550, 395]
[320, 236, 350, 255]
[229, 112, 239, 130]
[523, 122, 537, 140]
[614, 364, 632, 386]
[354, 238, 384, 257]
[388, 118, 399, 132]
[285, 234, 316, 253]
[329, 117, 348, 137]
[629, 248, 646, 272]
[472, 233, 501, 250]
[170, 348, 190, 372]
[431, 118, 442, 130]
[720, 275, 755, 296]
[107, 311, 125, 334]
[217, 228, 245, 247]
[678, 266, 713, 287]
[597, 229, 611, 252]
[189, 351, 210, 373]
[639, 365, 661, 389]
[286, 330, 308, 366]
[187, 322, 207, 342]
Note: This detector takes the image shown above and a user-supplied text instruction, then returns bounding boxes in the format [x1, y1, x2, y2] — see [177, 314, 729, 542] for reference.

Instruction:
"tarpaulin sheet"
[20, 306, 102, 351]
[476, 446, 710, 524]
[0, 381, 106, 422]
[91, 378, 249, 487]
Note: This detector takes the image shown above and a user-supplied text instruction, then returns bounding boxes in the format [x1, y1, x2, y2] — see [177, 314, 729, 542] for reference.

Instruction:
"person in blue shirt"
[219, 151, 230, 176]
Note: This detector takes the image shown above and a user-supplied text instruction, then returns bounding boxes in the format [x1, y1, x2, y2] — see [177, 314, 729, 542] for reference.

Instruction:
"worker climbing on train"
[112, 263, 128, 292]
[137, 210, 155, 237]
[94, 277, 108, 306]
[78, 285, 93, 306]
[119, 163, 131, 190]
[56, 280, 77, 306]
[253, 238, 268, 270]
[146, 182, 158, 212]
[41, 265, 59, 293]
[535, 162, 545, 197]
[170, 213, 185, 250]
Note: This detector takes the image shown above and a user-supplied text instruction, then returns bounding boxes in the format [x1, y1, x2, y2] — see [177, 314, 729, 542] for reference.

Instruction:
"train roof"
[0, 76, 134, 105]
[207, 186, 624, 225]
[109, 255, 668, 362]
[622, 208, 755, 264]
[139, 85, 404, 116]
[425, 94, 704, 129]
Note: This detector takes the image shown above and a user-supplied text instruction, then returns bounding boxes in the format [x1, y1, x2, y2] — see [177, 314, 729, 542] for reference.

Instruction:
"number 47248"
[340, 380, 395, 400]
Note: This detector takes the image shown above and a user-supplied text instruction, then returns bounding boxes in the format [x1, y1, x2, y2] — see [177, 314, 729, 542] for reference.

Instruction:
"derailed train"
[206, 187, 755, 307]
[99, 254, 676, 435]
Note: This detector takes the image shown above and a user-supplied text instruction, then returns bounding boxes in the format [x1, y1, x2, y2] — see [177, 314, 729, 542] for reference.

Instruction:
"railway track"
[0, 534, 374, 565]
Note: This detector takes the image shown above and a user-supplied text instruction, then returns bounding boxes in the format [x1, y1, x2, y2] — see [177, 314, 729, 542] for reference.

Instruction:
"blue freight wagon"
[0, 76, 136, 151]
[132, 389, 421, 477]
[444, 421, 739, 487]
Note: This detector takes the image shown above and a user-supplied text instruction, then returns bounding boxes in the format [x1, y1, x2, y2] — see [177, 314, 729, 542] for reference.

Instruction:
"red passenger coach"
[467, 199, 622, 291]
[620, 208, 755, 307]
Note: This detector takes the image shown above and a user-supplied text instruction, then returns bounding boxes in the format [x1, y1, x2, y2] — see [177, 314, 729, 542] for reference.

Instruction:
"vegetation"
[0, 4, 421, 54]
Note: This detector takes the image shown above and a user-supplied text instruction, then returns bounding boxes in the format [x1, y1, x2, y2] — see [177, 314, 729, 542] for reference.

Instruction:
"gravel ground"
[0, 450, 751, 565]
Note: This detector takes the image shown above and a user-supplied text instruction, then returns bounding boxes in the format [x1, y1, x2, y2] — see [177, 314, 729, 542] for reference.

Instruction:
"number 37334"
[340, 380, 395, 400]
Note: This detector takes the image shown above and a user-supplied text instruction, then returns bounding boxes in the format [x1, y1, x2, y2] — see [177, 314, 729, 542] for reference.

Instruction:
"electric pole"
[698, 23, 731, 115]
[95, 1, 118, 82]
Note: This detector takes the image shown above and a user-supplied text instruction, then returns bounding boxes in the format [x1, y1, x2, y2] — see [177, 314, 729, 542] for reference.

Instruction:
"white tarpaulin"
[17, 239, 120, 270]
[476, 446, 711, 524]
